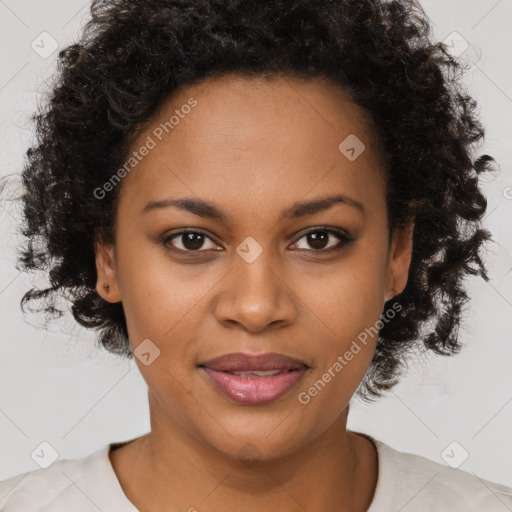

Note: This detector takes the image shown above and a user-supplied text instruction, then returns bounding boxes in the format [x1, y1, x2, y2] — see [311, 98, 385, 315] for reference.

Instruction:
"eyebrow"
[141, 193, 365, 222]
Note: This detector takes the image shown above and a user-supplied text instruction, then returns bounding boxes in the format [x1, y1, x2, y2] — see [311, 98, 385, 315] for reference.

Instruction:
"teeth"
[230, 369, 283, 377]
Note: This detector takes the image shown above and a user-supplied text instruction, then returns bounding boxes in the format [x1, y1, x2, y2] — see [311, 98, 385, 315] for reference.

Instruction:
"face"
[95, 74, 413, 461]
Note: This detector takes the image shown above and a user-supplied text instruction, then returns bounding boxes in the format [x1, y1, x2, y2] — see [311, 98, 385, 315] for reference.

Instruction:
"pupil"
[308, 231, 328, 250]
[183, 233, 204, 250]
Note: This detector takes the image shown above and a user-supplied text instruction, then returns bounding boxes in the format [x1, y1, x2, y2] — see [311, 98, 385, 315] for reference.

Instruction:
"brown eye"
[162, 231, 220, 252]
[290, 228, 355, 252]
[305, 231, 330, 250]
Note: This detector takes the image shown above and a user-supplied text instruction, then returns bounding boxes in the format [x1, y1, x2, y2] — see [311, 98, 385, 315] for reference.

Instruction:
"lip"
[198, 352, 309, 405]
[199, 352, 308, 372]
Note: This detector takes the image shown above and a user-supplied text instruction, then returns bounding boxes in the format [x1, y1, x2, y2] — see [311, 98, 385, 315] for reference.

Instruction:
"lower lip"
[200, 367, 308, 405]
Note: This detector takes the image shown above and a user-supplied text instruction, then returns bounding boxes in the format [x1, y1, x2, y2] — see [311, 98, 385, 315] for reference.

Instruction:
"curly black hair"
[12, 0, 495, 401]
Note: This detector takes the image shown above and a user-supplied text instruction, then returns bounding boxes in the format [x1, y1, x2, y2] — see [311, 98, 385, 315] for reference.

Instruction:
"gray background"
[1, 0, 511, 487]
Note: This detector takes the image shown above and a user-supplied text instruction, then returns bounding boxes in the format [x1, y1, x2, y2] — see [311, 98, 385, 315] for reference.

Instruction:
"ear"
[94, 233, 122, 303]
[384, 220, 414, 301]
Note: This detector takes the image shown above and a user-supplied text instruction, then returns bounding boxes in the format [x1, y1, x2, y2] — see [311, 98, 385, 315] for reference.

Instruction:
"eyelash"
[160, 226, 355, 255]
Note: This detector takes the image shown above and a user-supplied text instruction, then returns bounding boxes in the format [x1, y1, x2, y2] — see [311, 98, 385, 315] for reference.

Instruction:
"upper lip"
[199, 352, 308, 372]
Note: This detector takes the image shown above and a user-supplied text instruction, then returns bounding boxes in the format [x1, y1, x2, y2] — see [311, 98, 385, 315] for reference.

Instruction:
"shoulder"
[0, 444, 125, 511]
[367, 434, 512, 512]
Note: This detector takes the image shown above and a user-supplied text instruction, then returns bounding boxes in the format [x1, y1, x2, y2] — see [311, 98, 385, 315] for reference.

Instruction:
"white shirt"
[1, 434, 511, 511]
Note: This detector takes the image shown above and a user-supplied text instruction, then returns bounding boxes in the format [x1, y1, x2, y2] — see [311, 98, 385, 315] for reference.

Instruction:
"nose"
[211, 251, 298, 333]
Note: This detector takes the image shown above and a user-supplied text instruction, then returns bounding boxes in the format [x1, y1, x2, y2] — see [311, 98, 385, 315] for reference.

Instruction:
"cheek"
[115, 245, 224, 374]
[290, 252, 386, 398]
[297, 257, 386, 346]
[293, 280, 382, 420]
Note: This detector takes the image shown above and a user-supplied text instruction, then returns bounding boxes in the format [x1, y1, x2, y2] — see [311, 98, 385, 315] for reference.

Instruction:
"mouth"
[198, 352, 309, 406]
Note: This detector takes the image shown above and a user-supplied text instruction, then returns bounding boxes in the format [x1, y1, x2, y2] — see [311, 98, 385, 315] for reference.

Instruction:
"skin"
[95, 73, 414, 512]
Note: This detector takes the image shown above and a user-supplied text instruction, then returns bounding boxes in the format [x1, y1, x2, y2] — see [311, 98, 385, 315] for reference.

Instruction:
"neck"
[109, 397, 377, 512]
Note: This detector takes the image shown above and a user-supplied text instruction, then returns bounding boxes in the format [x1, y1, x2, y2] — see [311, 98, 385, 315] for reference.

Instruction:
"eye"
[161, 227, 355, 255]
[289, 227, 355, 253]
[161, 230, 221, 252]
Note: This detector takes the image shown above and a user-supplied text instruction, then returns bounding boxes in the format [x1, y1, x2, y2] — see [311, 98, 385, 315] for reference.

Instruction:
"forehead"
[116, 73, 386, 219]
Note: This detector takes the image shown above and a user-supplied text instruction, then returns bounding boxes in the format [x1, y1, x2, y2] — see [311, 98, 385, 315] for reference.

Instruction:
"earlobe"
[94, 239, 122, 303]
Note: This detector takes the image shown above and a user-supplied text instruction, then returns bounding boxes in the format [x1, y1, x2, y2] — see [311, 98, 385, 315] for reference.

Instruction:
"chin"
[201, 420, 310, 463]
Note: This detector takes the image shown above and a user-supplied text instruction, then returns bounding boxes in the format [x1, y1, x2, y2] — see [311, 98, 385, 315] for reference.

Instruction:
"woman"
[1, 0, 511, 510]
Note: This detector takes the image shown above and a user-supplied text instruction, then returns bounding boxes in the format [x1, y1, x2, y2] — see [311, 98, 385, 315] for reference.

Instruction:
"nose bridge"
[213, 240, 296, 332]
